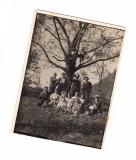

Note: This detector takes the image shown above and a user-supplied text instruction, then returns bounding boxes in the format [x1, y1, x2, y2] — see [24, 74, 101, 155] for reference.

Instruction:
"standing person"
[66, 73, 76, 96]
[81, 76, 92, 104]
[70, 74, 81, 97]
[48, 73, 58, 95]
[58, 72, 67, 95]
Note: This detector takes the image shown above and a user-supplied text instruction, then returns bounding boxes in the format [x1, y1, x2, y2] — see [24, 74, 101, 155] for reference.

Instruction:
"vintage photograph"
[13, 10, 125, 149]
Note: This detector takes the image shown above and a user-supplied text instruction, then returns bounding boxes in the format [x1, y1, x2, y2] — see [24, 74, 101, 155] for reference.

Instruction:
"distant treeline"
[93, 70, 116, 100]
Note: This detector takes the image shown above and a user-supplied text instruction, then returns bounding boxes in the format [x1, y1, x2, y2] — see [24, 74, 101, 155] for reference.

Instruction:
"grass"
[14, 96, 108, 149]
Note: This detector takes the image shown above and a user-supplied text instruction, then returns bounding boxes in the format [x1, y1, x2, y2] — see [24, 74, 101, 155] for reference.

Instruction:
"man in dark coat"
[48, 73, 58, 95]
[70, 74, 81, 97]
[58, 72, 68, 95]
[81, 76, 92, 104]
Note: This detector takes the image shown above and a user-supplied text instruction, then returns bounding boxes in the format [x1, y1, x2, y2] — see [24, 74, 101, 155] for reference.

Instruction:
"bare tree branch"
[72, 22, 88, 49]
[75, 54, 119, 71]
[53, 17, 67, 57]
[54, 17, 71, 47]
[76, 23, 89, 51]
[82, 52, 96, 64]
[85, 37, 123, 54]
[72, 23, 95, 51]
[52, 56, 67, 62]
[32, 40, 66, 71]
[36, 18, 59, 40]
[44, 45, 64, 60]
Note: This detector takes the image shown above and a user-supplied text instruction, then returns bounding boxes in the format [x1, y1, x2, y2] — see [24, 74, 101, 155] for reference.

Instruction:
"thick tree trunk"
[65, 60, 76, 93]
[65, 60, 76, 78]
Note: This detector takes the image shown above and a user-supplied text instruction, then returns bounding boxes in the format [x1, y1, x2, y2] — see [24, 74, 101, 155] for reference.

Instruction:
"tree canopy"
[25, 13, 124, 86]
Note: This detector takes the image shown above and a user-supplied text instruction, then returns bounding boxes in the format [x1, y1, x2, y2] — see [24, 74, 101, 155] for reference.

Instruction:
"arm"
[90, 82, 92, 94]
[50, 94, 53, 101]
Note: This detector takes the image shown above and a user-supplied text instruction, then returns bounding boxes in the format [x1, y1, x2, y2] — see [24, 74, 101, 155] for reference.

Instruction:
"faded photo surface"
[13, 10, 125, 149]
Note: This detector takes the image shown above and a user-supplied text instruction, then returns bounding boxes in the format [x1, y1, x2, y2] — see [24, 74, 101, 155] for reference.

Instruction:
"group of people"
[38, 72, 101, 116]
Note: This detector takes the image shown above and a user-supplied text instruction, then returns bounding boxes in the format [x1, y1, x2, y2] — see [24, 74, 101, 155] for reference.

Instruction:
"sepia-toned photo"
[13, 10, 125, 149]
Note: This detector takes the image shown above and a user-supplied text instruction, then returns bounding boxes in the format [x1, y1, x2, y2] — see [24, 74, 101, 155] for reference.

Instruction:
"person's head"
[61, 72, 65, 78]
[84, 76, 89, 82]
[75, 74, 79, 79]
[94, 95, 99, 101]
[44, 86, 48, 91]
[53, 73, 57, 78]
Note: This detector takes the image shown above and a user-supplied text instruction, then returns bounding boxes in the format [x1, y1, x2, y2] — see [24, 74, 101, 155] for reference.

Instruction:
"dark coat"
[70, 78, 81, 96]
[39, 90, 49, 101]
[81, 81, 92, 104]
[49, 76, 58, 93]
[81, 81, 92, 93]
[58, 77, 68, 91]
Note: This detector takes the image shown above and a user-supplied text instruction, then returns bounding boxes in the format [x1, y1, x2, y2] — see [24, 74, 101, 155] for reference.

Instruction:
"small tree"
[94, 61, 108, 92]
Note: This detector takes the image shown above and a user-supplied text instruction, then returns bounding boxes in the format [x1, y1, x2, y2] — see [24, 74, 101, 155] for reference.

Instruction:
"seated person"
[66, 93, 72, 113]
[57, 95, 67, 111]
[70, 92, 82, 115]
[88, 95, 101, 114]
[49, 88, 60, 107]
[79, 95, 86, 114]
[38, 86, 49, 108]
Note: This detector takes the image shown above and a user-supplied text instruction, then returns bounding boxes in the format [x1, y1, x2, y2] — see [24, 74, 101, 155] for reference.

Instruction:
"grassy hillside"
[14, 96, 107, 149]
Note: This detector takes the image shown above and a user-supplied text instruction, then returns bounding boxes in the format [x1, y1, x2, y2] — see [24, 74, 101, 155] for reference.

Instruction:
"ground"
[14, 96, 108, 149]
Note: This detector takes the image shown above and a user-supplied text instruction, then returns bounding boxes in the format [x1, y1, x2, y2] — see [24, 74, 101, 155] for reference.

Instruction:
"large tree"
[31, 13, 124, 81]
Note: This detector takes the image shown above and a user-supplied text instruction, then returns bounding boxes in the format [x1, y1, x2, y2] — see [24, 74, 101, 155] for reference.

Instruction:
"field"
[14, 96, 108, 149]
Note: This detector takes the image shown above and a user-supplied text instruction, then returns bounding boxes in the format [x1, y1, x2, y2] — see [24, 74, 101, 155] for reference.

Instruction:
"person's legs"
[84, 91, 89, 104]
[41, 101, 48, 109]
[38, 99, 44, 107]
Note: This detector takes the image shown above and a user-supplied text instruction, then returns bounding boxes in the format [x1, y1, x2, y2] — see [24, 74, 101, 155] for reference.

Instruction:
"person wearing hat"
[89, 95, 101, 114]
[81, 76, 92, 104]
